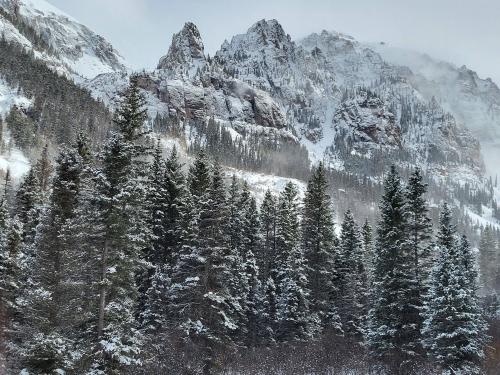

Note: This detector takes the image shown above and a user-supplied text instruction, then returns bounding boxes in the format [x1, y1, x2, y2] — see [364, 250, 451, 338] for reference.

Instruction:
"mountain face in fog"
[84, 20, 488, 186]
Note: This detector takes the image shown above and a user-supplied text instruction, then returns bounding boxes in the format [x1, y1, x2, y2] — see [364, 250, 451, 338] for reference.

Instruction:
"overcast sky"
[49, 0, 500, 84]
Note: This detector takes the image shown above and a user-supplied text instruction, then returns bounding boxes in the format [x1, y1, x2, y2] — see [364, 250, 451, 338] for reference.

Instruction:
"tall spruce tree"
[90, 75, 150, 374]
[479, 225, 498, 293]
[423, 205, 488, 374]
[18, 144, 87, 373]
[367, 166, 421, 372]
[336, 210, 368, 337]
[302, 162, 338, 330]
[403, 168, 434, 356]
[362, 219, 374, 280]
[275, 182, 316, 341]
[259, 189, 277, 281]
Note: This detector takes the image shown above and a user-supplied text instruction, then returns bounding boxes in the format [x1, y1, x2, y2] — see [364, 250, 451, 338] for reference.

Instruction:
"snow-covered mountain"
[368, 43, 500, 177]
[0, 0, 128, 79]
[0, 0, 498, 228]
[88, 20, 484, 185]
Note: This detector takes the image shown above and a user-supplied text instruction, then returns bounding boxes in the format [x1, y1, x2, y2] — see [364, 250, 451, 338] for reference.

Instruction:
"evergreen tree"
[90, 76, 150, 374]
[275, 182, 316, 342]
[141, 145, 186, 333]
[479, 225, 498, 293]
[302, 162, 338, 329]
[336, 210, 368, 337]
[362, 219, 374, 279]
[239, 183, 267, 346]
[259, 189, 277, 281]
[15, 167, 41, 240]
[405, 168, 434, 290]
[423, 205, 488, 374]
[34, 143, 53, 194]
[403, 168, 434, 356]
[163, 145, 186, 260]
[367, 166, 420, 372]
[18, 145, 86, 373]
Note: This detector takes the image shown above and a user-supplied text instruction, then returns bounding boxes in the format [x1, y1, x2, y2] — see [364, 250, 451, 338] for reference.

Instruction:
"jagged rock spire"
[157, 22, 206, 74]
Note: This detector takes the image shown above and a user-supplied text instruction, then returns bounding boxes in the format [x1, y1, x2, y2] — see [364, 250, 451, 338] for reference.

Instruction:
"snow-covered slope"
[368, 42, 500, 177]
[0, 0, 129, 79]
[0, 79, 31, 178]
[88, 20, 485, 188]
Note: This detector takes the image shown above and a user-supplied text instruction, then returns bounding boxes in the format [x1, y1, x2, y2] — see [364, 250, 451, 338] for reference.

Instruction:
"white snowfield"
[0, 80, 31, 178]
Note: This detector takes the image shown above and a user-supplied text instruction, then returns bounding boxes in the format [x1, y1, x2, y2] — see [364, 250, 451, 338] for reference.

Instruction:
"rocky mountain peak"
[157, 21, 206, 75]
[246, 19, 290, 47]
[216, 18, 296, 64]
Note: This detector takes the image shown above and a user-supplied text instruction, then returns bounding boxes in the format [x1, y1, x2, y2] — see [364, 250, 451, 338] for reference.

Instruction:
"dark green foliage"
[302, 162, 339, 329]
[0, 37, 112, 146]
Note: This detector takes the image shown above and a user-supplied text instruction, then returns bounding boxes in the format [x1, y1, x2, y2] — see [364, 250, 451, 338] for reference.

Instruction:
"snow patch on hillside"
[0, 80, 32, 114]
[0, 80, 31, 179]
[227, 167, 306, 203]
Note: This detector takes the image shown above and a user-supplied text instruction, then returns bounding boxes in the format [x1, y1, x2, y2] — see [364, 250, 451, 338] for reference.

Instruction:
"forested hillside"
[0, 79, 499, 374]
[0, 1, 499, 374]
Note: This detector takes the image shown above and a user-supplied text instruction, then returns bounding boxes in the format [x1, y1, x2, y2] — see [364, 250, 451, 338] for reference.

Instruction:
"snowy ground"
[227, 167, 307, 203]
[0, 80, 32, 179]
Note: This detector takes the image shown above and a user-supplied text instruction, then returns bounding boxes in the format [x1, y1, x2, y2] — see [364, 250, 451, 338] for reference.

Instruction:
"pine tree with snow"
[138, 140, 168, 326]
[15, 167, 41, 241]
[479, 225, 498, 293]
[302, 162, 339, 330]
[197, 161, 240, 371]
[275, 182, 317, 342]
[17, 143, 87, 373]
[238, 183, 267, 346]
[259, 189, 277, 281]
[422, 205, 488, 374]
[141, 145, 186, 333]
[168, 153, 210, 335]
[403, 168, 434, 356]
[367, 166, 421, 371]
[34, 143, 53, 194]
[90, 76, 150, 374]
[362, 219, 374, 279]
[336, 209, 368, 337]
[163, 145, 186, 261]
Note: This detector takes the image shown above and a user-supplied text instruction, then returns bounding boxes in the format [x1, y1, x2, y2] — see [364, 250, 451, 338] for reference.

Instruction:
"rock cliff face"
[157, 22, 207, 77]
[86, 19, 485, 180]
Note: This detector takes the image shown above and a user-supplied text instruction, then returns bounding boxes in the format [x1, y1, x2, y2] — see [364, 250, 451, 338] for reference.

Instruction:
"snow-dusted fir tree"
[196, 161, 239, 372]
[141, 145, 186, 333]
[403, 168, 434, 355]
[367, 166, 421, 371]
[479, 225, 498, 293]
[163, 145, 186, 261]
[18, 144, 91, 373]
[238, 183, 267, 347]
[138, 140, 168, 325]
[275, 182, 316, 341]
[422, 204, 488, 374]
[259, 189, 277, 281]
[168, 152, 209, 333]
[145, 140, 168, 266]
[15, 167, 41, 242]
[302, 162, 339, 330]
[362, 219, 374, 280]
[405, 168, 434, 287]
[90, 75, 150, 374]
[336, 209, 368, 337]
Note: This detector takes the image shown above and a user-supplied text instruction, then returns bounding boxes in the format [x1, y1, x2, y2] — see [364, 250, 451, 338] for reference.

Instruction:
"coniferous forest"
[0, 77, 499, 375]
